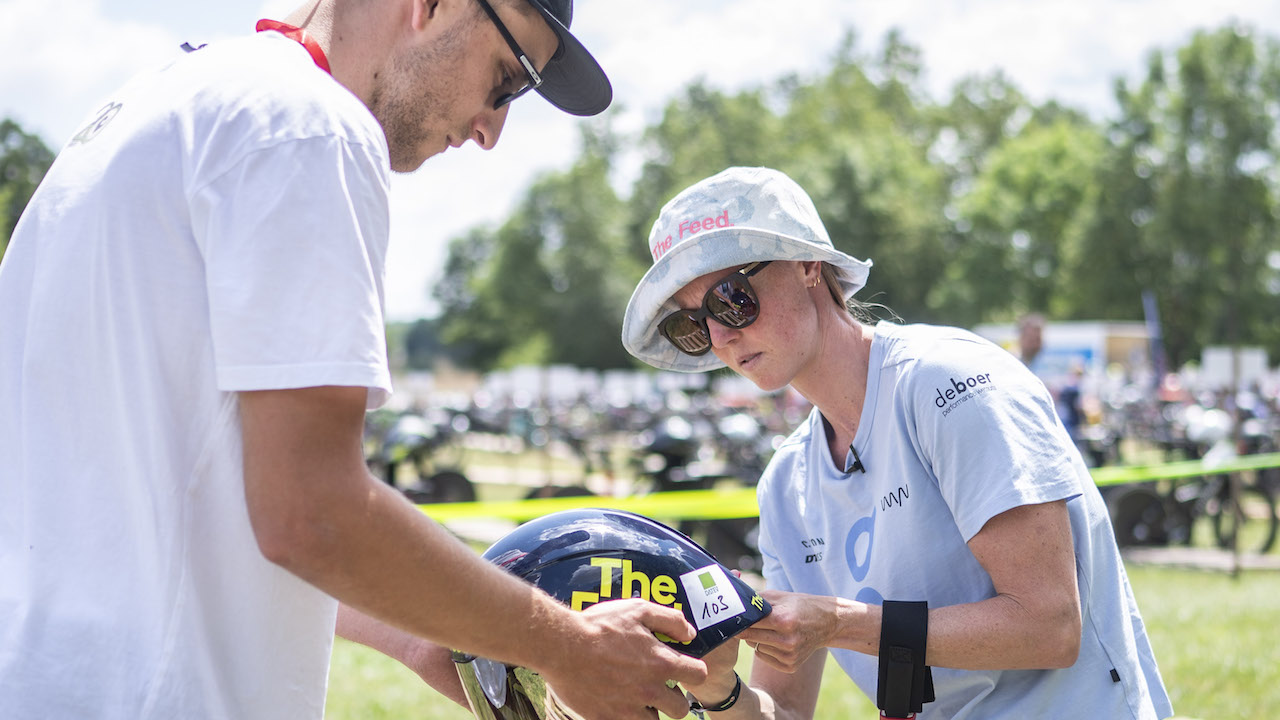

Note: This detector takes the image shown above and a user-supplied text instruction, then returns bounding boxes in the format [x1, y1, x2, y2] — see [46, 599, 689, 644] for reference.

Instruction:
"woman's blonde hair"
[819, 262, 898, 324]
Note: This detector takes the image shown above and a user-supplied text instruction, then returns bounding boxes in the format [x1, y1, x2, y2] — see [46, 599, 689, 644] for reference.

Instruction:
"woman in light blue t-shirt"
[621, 166, 1172, 719]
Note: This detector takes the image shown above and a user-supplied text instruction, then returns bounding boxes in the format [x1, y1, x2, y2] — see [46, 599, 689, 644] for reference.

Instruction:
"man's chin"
[388, 140, 447, 174]
[390, 153, 434, 175]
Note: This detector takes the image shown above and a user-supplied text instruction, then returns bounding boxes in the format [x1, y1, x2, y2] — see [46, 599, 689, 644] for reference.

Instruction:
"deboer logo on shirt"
[933, 371, 995, 416]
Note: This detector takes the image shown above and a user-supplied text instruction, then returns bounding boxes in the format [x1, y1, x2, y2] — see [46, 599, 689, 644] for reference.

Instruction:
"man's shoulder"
[176, 34, 383, 152]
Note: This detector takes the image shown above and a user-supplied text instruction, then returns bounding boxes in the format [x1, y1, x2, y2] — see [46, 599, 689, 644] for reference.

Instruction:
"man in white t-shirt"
[0, 2, 707, 719]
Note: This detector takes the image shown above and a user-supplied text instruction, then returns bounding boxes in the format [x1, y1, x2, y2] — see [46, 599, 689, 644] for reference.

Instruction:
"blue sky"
[4, 0, 1280, 320]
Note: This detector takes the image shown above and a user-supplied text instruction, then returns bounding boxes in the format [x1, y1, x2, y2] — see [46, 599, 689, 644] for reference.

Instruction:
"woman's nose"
[706, 319, 741, 348]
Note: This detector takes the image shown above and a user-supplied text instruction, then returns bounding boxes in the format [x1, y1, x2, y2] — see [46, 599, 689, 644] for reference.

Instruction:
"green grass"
[325, 636, 873, 719]
[324, 562, 1280, 719]
[1126, 564, 1280, 719]
[327, 639, 465, 720]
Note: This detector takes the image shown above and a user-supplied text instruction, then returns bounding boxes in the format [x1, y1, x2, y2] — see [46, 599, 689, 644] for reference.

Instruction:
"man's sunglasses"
[659, 262, 772, 356]
[475, 0, 545, 110]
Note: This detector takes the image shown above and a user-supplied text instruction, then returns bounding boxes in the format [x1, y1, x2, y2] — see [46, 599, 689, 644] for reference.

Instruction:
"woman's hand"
[681, 638, 742, 708]
[735, 590, 847, 673]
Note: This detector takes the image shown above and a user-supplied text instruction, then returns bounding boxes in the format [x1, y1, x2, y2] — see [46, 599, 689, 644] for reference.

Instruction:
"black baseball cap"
[525, 0, 612, 116]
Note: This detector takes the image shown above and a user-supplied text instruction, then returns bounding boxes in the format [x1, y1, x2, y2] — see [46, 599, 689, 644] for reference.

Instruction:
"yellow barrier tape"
[1091, 452, 1280, 486]
[419, 488, 760, 523]
[417, 453, 1280, 523]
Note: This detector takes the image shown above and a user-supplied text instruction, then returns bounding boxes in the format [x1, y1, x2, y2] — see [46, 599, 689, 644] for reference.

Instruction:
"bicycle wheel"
[698, 518, 763, 574]
[524, 484, 596, 500]
[1106, 485, 1184, 547]
[1211, 478, 1279, 554]
[404, 469, 477, 504]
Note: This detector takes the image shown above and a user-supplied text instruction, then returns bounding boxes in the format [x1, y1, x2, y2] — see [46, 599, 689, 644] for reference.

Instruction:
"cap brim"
[527, 3, 612, 116]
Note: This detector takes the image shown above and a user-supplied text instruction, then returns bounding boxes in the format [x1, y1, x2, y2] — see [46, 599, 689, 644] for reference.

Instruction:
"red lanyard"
[255, 18, 331, 75]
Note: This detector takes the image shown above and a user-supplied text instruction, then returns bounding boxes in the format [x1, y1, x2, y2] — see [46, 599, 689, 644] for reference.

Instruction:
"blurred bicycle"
[1107, 406, 1278, 554]
[364, 409, 476, 504]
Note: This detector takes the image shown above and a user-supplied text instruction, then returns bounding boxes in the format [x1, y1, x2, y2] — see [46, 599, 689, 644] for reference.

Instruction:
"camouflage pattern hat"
[622, 166, 872, 372]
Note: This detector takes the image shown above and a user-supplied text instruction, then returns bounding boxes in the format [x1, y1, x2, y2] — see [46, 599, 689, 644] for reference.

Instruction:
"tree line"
[4, 25, 1278, 376]
[0, 119, 55, 260]
[421, 24, 1280, 374]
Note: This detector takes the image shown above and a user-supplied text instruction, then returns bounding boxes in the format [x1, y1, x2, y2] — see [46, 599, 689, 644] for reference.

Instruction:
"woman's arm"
[681, 639, 828, 720]
[335, 603, 468, 707]
[739, 500, 1081, 672]
[926, 499, 1082, 669]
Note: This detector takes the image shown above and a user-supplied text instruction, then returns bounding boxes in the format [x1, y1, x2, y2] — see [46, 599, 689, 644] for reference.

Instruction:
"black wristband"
[877, 600, 935, 718]
[689, 672, 743, 712]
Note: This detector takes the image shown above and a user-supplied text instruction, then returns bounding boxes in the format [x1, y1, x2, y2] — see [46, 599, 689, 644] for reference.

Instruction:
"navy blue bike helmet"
[452, 508, 771, 719]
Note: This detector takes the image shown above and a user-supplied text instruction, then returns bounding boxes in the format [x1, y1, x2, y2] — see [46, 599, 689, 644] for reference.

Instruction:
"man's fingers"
[639, 601, 699, 643]
[552, 684, 660, 720]
[601, 601, 704, 687]
[662, 648, 708, 688]
[649, 683, 694, 718]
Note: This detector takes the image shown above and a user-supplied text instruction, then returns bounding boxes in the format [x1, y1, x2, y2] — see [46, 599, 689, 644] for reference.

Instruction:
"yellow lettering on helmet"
[621, 559, 649, 600]
[591, 557, 623, 598]
[751, 594, 764, 611]
[571, 590, 599, 611]
[587, 557, 682, 611]
[651, 574, 677, 605]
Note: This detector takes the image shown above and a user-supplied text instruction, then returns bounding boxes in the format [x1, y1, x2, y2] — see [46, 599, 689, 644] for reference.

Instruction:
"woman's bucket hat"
[622, 167, 872, 372]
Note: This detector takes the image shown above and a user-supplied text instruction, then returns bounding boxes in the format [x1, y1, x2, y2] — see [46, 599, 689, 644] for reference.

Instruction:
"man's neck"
[282, 0, 391, 106]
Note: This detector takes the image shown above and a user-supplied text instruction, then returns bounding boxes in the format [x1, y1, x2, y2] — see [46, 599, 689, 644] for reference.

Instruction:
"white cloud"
[0, 0, 178, 145]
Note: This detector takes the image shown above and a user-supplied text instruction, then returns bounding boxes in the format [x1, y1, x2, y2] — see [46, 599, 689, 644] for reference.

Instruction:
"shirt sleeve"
[905, 336, 1084, 541]
[755, 448, 797, 593]
[190, 134, 393, 409]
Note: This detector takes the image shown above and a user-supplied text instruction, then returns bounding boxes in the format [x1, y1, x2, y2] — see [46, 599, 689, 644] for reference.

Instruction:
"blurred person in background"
[1016, 313, 1045, 369]
[621, 166, 1172, 719]
[1057, 362, 1086, 447]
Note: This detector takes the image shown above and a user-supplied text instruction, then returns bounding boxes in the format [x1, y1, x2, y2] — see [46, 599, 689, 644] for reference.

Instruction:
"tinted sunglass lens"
[707, 279, 758, 327]
[493, 83, 534, 110]
[660, 314, 711, 355]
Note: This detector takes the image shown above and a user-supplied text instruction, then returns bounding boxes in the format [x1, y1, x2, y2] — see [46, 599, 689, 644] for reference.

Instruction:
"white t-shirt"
[757, 322, 1172, 719]
[0, 31, 391, 719]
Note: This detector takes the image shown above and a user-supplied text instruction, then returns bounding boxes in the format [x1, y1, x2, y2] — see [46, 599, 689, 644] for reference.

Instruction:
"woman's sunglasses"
[659, 262, 772, 356]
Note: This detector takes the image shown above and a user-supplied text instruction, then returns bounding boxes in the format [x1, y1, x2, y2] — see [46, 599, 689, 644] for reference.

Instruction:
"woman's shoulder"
[874, 322, 1039, 395]
[757, 410, 820, 486]
[771, 408, 821, 458]
[877, 322, 1009, 364]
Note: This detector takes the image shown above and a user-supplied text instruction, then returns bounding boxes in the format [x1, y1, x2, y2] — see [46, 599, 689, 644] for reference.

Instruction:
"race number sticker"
[679, 564, 746, 630]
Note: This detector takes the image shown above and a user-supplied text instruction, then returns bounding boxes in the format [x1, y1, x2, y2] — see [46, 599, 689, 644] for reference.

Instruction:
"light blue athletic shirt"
[756, 322, 1172, 719]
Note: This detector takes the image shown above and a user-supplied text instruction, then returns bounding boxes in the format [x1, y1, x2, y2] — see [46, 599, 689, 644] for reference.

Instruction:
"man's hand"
[538, 599, 707, 720]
